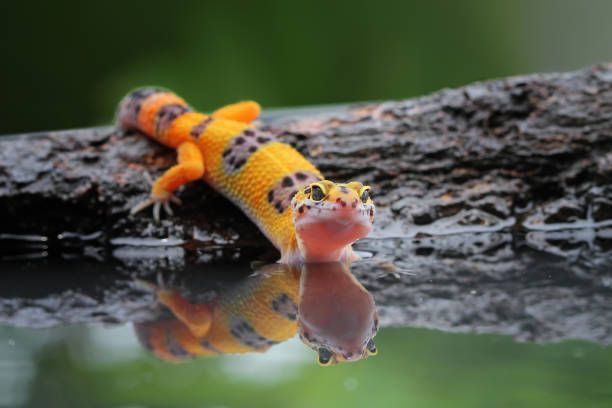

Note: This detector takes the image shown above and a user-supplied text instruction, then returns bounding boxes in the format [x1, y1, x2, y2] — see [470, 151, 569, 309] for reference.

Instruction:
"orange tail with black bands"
[117, 87, 204, 148]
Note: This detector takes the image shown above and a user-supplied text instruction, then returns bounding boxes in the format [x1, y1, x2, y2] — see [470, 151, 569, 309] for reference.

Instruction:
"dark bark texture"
[1, 64, 611, 344]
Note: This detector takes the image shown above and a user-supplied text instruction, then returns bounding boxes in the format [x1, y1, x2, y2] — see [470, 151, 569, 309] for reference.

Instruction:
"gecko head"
[291, 180, 375, 262]
[299, 316, 379, 366]
[297, 261, 379, 366]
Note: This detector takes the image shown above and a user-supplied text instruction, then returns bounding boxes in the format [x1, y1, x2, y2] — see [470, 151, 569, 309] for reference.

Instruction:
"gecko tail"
[117, 87, 167, 130]
[117, 87, 200, 148]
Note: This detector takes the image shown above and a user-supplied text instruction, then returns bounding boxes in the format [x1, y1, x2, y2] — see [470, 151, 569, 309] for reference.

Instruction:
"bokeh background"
[1, 0, 612, 134]
[2, 325, 611, 408]
[2, 1, 612, 407]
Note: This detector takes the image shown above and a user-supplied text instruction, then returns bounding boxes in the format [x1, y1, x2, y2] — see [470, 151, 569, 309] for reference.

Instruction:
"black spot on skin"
[298, 206, 304, 214]
[199, 339, 220, 353]
[268, 170, 320, 214]
[131, 87, 162, 100]
[282, 176, 294, 187]
[165, 330, 193, 359]
[295, 172, 308, 181]
[222, 149, 231, 157]
[190, 117, 213, 138]
[155, 104, 192, 135]
[268, 190, 275, 203]
[275, 202, 284, 213]
[340, 186, 349, 194]
[223, 129, 277, 173]
[229, 318, 277, 349]
[306, 205, 311, 210]
[271, 293, 298, 320]
[120, 88, 167, 129]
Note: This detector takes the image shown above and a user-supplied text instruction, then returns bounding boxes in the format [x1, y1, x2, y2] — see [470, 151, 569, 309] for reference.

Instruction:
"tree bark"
[1, 64, 611, 344]
[1, 64, 611, 241]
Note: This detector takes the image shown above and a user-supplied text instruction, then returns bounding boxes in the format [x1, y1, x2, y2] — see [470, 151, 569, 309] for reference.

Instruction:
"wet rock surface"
[0, 232, 610, 345]
[1, 64, 611, 344]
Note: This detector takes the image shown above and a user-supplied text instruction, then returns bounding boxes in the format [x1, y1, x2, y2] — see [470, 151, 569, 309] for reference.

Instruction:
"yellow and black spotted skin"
[134, 263, 379, 365]
[118, 88, 374, 263]
[134, 265, 301, 362]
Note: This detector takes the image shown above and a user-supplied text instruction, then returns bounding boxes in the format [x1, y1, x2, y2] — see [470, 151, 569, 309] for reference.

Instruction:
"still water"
[1, 230, 611, 408]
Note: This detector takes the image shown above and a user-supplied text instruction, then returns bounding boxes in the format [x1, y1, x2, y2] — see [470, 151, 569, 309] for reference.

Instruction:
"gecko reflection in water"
[134, 262, 379, 366]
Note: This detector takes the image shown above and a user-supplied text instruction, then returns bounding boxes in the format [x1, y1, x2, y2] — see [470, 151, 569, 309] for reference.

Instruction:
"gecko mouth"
[295, 206, 372, 228]
[294, 206, 373, 251]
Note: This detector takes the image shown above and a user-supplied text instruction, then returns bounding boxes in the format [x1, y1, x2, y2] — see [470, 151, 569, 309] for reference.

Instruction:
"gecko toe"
[130, 198, 155, 215]
[163, 201, 174, 216]
[153, 202, 161, 223]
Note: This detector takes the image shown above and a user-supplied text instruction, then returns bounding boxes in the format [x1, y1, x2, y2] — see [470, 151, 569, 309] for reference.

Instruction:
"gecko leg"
[131, 141, 204, 222]
[212, 101, 261, 123]
[158, 290, 213, 338]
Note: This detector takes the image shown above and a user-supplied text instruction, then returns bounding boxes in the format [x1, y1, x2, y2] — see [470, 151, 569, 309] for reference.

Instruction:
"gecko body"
[118, 89, 374, 263]
[135, 262, 378, 365]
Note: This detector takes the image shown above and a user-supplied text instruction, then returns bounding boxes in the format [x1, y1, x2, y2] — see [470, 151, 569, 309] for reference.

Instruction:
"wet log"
[1, 64, 611, 245]
[1, 64, 612, 344]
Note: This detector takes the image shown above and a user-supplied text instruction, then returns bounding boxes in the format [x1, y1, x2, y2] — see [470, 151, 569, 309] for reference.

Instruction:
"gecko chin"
[294, 204, 373, 262]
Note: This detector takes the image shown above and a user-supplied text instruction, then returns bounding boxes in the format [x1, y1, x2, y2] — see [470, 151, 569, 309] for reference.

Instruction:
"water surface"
[1, 228, 611, 407]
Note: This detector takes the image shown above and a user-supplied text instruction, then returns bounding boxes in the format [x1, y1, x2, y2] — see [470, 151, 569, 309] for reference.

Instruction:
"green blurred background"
[2, 325, 611, 408]
[2, 1, 612, 406]
[1, 0, 612, 134]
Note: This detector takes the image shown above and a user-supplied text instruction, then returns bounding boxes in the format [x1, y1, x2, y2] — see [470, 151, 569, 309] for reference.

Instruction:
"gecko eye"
[366, 339, 377, 356]
[318, 348, 333, 366]
[360, 186, 371, 204]
[310, 184, 326, 201]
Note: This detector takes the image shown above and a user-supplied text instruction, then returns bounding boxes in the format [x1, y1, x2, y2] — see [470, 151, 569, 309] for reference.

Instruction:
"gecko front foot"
[131, 193, 182, 222]
[130, 171, 183, 222]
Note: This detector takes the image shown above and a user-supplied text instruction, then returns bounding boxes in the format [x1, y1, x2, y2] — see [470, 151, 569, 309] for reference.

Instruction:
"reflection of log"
[354, 232, 612, 345]
[1, 233, 611, 345]
[1, 64, 611, 243]
[1, 65, 611, 344]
